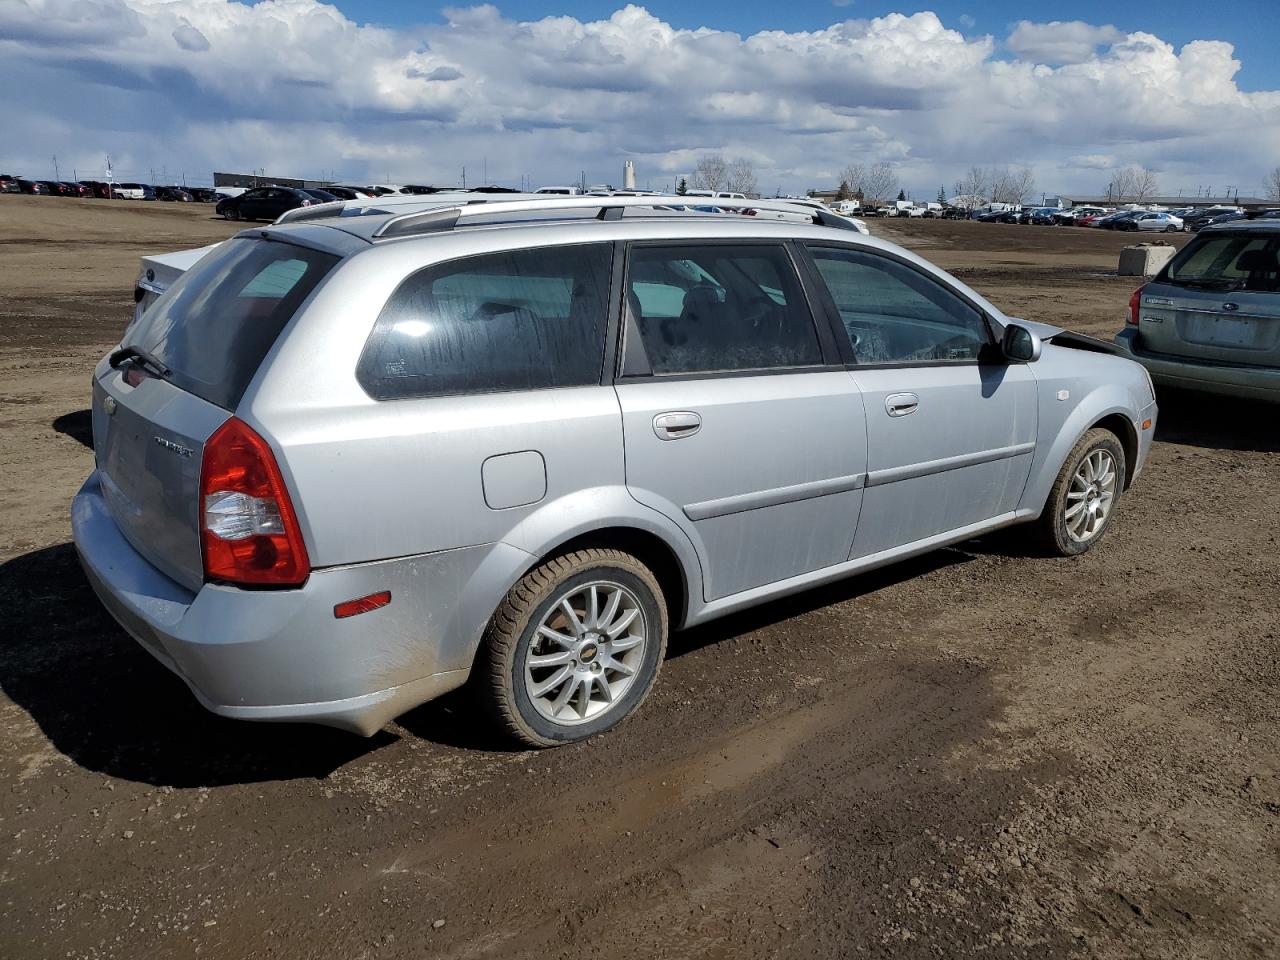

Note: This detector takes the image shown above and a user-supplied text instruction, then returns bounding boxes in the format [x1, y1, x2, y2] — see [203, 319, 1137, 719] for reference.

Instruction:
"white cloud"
[958, 14, 975, 30]
[0, 2, 1276, 198]
[1069, 154, 1116, 170]
[1007, 19, 1125, 65]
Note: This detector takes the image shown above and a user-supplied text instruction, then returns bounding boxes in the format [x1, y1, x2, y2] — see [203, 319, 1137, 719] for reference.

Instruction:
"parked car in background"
[112, 183, 156, 200]
[17, 179, 49, 195]
[38, 181, 73, 197]
[215, 186, 316, 221]
[186, 187, 218, 203]
[0, 173, 21, 193]
[74, 192, 1155, 747]
[322, 186, 373, 200]
[1183, 206, 1243, 232]
[156, 186, 194, 202]
[1128, 212, 1184, 233]
[1115, 218, 1279, 402]
[1028, 208, 1059, 225]
[1097, 211, 1142, 230]
[1053, 206, 1108, 225]
[301, 189, 340, 204]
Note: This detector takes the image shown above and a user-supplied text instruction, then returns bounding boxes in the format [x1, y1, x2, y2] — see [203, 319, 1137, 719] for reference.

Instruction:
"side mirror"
[1001, 322, 1042, 363]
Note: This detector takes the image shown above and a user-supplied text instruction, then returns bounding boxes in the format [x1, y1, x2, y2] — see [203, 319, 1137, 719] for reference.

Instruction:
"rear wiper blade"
[109, 344, 171, 378]
[1170, 278, 1239, 290]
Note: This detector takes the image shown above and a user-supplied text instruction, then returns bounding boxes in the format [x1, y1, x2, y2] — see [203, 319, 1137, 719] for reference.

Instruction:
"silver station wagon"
[73, 195, 1157, 746]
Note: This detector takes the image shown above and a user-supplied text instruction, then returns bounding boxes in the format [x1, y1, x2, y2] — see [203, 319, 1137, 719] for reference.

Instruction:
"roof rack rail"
[366, 194, 862, 240]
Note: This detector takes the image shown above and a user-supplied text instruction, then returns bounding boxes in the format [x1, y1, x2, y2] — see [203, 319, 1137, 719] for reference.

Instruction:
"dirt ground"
[1, 196, 1277, 960]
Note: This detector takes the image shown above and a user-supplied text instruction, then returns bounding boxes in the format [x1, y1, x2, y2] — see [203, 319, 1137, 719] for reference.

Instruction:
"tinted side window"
[358, 243, 613, 399]
[806, 246, 988, 364]
[624, 244, 821, 375]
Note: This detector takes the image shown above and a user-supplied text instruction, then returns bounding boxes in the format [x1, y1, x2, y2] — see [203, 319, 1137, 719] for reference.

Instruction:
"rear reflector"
[334, 591, 391, 619]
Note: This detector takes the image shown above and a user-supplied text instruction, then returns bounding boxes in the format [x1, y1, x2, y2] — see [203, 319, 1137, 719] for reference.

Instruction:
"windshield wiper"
[109, 344, 171, 379]
[1168, 277, 1241, 291]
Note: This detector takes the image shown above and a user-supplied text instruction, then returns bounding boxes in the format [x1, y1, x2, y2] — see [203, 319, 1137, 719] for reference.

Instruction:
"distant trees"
[1265, 166, 1280, 202]
[1106, 165, 1159, 202]
[689, 155, 758, 196]
[949, 165, 1035, 207]
[936, 185, 946, 204]
[676, 176, 688, 196]
[691, 154, 728, 192]
[726, 158, 758, 196]
[841, 162, 898, 203]
[896, 189, 907, 202]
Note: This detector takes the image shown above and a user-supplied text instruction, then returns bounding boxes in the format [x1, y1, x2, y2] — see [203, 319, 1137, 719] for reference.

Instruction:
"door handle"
[885, 393, 919, 417]
[653, 411, 702, 440]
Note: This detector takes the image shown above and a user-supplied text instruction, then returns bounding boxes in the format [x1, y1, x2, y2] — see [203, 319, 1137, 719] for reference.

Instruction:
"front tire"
[479, 549, 668, 747]
[1035, 428, 1126, 556]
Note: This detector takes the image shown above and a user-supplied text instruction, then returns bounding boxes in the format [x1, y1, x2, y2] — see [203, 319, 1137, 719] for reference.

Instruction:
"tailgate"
[1138, 284, 1279, 366]
[92, 368, 231, 591]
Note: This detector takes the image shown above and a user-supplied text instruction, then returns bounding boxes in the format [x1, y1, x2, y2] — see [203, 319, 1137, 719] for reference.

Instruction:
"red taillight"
[200, 418, 310, 586]
[1127, 284, 1145, 326]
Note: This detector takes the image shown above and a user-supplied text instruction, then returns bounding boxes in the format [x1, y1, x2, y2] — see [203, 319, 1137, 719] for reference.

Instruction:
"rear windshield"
[127, 238, 339, 409]
[1164, 234, 1280, 292]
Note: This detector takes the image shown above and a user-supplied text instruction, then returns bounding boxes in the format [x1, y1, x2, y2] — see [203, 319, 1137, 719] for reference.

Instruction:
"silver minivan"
[73, 196, 1157, 746]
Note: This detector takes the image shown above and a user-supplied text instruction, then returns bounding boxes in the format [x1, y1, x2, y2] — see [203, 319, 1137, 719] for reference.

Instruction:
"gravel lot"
[1, 197, 1277, 960]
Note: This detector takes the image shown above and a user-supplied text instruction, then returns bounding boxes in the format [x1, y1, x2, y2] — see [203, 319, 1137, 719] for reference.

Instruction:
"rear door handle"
[653, 411, 702, 440]
[885, 393, 919, 417]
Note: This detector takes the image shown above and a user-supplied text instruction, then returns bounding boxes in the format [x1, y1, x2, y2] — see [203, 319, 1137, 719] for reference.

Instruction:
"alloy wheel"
[523, 580, 647, 725]
[1065, 449, 1117, 543]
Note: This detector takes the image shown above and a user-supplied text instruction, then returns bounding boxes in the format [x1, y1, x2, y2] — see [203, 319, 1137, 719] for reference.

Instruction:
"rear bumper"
[1113, 329, 1280, 403]
[72, 471, 477, 735]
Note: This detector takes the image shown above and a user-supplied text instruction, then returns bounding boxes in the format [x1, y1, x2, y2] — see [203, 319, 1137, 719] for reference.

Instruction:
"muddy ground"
[1, 196, 1276, 959]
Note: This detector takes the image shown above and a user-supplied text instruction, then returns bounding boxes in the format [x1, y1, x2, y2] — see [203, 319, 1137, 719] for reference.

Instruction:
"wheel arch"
[1089, 412, 1139, 488]
[516, 526, 692, 630]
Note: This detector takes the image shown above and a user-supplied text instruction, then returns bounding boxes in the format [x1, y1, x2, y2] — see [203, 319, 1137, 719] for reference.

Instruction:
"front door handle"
[653, 411, 702, 440]
[885, 393, 919, 417]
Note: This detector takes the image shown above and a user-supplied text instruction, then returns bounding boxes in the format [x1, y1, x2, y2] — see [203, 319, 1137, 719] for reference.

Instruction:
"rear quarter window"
[357, 243, 614, 399]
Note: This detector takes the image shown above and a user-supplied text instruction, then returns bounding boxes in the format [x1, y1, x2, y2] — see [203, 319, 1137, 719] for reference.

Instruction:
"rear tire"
[1035, 428, 1126, 557]
[479, 549, 668, 747]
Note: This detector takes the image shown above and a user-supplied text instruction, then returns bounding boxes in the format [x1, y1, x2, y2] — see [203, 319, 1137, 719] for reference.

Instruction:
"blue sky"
[335, 0, 1280, 90]
[2, 1, 1278, 197]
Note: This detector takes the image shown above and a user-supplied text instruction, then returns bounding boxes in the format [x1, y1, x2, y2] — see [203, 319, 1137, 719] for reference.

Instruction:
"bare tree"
[1264, 166, 1280, 202]
[989, 165, 1035, 204]
[691, 154, 728, 192]
[726, 157, 758, 196]
[840, 163, 867, 198]
[1107, 165, 1159, 203]
[863, 161, 898, 202]
[1131, 166, 1159, 202]
[951, 166, 990, 210]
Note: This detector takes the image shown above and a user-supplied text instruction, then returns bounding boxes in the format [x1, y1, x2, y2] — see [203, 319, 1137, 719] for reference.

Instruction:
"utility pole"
[462, 166, 466, 189]
[53, 155, 59, 180]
